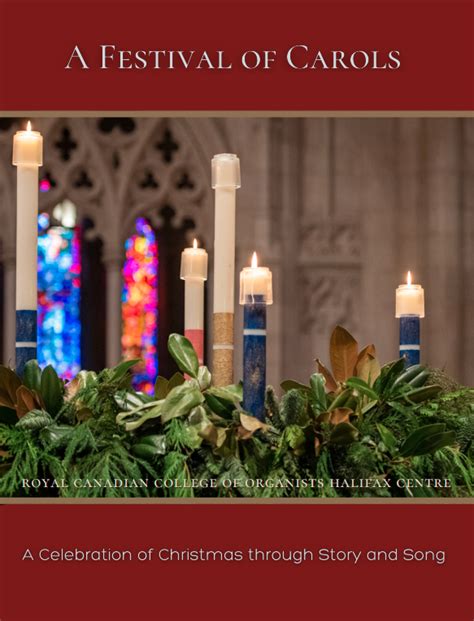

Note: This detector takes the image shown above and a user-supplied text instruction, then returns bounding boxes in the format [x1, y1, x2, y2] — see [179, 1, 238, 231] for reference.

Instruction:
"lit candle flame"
[26, 121, 32, 132]
[406, 270, 412, 286]
[251, 252, 258, 269]
[193, 238, 198, 249]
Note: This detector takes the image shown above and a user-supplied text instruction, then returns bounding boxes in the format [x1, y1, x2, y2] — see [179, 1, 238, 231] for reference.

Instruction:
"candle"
[240, 252, 273, 421]
[212, 153, 240, 386]
[180, 239, 208, 364]
[396, 270, 425, 366]
[12, 122, 43, 375]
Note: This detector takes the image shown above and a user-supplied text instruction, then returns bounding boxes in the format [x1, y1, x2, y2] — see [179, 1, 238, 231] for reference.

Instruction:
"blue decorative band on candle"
[16, 310, 37, 376]
[243, 295, 266, 421]
[399, 314, 420, 367]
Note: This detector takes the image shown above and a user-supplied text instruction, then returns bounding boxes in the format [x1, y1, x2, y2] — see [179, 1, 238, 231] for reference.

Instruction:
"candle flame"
[193, 238, 198, 249]
[407, 270, 412, 286]
[251, 252, 258, 269]
[26, 121, 32, 132]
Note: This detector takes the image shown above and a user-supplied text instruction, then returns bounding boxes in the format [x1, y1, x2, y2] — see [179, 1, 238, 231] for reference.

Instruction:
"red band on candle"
[185, 329, 204, 365]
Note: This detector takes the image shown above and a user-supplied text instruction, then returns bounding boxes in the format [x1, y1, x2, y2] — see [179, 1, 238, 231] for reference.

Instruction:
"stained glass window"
[37, 206, 82, 380]
[122, 218, 158, 393]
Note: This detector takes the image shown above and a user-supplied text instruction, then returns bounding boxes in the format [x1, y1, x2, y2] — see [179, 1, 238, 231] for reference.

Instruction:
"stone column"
[1, 246, 16, 366]
[102, 249, 124, 368]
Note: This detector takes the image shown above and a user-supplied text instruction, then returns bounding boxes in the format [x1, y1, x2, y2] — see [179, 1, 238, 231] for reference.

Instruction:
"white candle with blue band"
[396, 271, 425, 367]
[12, 122, 43, 375]
[240, 252, 273, 421]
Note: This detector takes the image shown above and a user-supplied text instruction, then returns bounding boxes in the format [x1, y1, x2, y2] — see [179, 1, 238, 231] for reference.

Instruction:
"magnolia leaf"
[132, 435, 167, 460]
[168, 333, 199, 378]
[110, 359, 141, 383]
[355, 350, 381, 386]
[40, 365, 63, 416]
[329, 422, 359, 445]
[315, 359, 338, 393]
[345, 377, 379, 401]
[161, 383, 204, 424]
[329, 407, 352, 426]
[377, 423, 398, 455]
[15, 386, 43, 419]
[309, 373, 327, 412]
[329, 326, 359, 383]
[168, 372, 186, 391]
[154, 376, 169, 400]
[16, 409, 53, 431]
[280, 379, 310, 393]
[22, 360, 42, 393]
[399, 424, 455, 457]
[207, 386, 242, 406]
[0, 366, 22, 409]
[239, 413, 269, 433]
[197, 366, 212, 391]
[356, 344, 376, 364]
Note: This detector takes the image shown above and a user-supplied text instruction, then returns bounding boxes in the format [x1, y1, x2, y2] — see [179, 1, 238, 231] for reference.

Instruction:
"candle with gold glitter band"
[212, 154, 240, 386]
[12, 122, 43, 375]
[396, 270, 425, 367]
[180, 239, 208, 364]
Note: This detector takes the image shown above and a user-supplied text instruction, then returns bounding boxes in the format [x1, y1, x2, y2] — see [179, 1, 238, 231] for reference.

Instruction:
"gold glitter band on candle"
[213, 312, 234, 386]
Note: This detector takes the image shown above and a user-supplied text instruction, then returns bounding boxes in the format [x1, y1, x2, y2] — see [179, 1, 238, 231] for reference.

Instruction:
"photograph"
[0, 116, 472, 499]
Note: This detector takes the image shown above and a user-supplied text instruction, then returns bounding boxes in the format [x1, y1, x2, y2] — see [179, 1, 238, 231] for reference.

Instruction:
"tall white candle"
[212, 153, 240, 313]
[180, 239, 208, 364]
[13, 122, 43, 311]
[212, 153, 240, 386]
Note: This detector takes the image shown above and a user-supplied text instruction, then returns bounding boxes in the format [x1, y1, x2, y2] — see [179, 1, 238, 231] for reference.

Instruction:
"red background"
[0, 0, 473, 111]
[0, 504, 473, 621]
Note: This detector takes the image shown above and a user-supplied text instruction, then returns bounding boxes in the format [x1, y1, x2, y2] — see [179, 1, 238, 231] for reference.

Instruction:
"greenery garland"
[0, 327, 472, 498]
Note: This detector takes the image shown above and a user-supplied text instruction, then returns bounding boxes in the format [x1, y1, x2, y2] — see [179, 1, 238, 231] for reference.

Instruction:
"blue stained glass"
[37, 213, 81, 380]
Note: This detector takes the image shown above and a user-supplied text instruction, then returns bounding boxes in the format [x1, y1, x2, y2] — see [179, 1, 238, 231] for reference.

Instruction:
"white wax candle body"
[239, 266, 273, 305]
[396, 284, 425, 317]
[16, 165, 39, 309]
[214, 187, 236, 313]
[185, 279, 205, 330]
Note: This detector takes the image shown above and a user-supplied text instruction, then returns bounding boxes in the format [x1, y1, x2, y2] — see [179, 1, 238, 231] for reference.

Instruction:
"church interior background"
[0, 117, 472, 390]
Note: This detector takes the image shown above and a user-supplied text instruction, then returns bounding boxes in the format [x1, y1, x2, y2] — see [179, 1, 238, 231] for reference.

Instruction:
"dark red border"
[0, 0, 473, 111]
[1, 504, 473, 621]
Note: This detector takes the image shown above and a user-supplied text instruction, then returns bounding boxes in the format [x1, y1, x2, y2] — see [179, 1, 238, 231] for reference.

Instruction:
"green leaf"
[132, 435, 166, 460]
[376, 423, 398, 455]
[16, 409, 53, 431]
[206, 385, 242, 406]
[22, 360, 42, 393]
[116, 401, 164, 431]
[345, 377, 379, 401]
[40, 365, 63, 416]
[154, 376, 169, 400]
[280, 379, 310, 393]
[400, 424, 456, 457]
[197, 366, 211, 391]
[309, 373, 327, 412]
[168, 334, 199, 378]
[329, 422, 358, 445]
[161, 383, 204, 424]
[374, 358, 406, 396]
[168, 372, 186, 391]
[110, 359, 141, 383]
